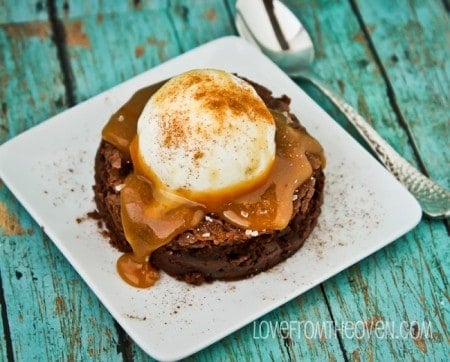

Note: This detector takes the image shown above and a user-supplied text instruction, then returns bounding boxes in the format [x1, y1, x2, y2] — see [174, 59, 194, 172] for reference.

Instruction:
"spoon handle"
[295, 70, 450, 219]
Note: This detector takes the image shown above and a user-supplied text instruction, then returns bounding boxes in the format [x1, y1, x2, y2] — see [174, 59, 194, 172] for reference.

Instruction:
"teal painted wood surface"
[0, 20, 66, 143]
[61, 10, 180, 103]
[0, 8, 124, 361]
[282, 0, 449, 360]
[169, 0, 235, 52]
[0, 0, 448, 361]
[283, 0, 419, 164]
[355, 0, 449, 188]
[54, 0, 170, 18]
[0, 0, 48, 23]
[0, 283, 6, 361]
[323, 221, 449, 360]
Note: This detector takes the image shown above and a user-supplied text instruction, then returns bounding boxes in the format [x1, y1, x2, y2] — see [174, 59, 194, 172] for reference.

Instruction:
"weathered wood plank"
[0, 197, 122, 361]
[0, 172, 125, 360]
[0, 16, 125, 362]
[0, 20, 66, 361]
[282, 0, 420, 167]
[168, 0, 235, 52]
[274, 0, 449, 360]
[0, 0, 48, 24]
[324, 220, 449, 361]
[55, 0, 169, 19]
[60, 10, 180, 102]
[0, 21, 66, 143]
[0, 276, 8, 362]
[355, 0, 449, 188]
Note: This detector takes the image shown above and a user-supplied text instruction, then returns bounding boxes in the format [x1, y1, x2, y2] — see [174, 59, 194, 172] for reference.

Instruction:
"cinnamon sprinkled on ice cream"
[136, 69, 276, 197]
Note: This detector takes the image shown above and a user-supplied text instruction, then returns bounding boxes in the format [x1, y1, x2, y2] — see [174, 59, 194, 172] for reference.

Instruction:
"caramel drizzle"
[102, 81, 324, 288]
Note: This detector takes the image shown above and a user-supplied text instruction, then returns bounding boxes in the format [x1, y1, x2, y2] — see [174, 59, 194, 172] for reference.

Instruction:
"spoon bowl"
[235, 0, 314, 75]
[235, 0, 450, 219]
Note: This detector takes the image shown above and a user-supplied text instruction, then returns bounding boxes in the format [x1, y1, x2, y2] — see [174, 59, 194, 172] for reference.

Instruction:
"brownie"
[93, 78, 325, 284]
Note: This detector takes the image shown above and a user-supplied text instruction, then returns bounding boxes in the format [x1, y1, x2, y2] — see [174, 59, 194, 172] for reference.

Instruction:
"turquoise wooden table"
[0, 0, 448, 360]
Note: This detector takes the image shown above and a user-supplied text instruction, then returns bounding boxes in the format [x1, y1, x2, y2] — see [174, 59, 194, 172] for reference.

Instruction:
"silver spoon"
[235, 0, 450, 219]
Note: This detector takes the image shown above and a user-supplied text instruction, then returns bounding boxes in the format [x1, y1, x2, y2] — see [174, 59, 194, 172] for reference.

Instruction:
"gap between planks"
[348, 0, 428, 176]
[46, 0, 76, 107]
[349, 0, 449, 234]
[0, 271, 15, 362]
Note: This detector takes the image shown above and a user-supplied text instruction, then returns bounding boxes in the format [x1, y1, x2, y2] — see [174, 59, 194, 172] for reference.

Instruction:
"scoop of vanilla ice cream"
[136, 69, 276, 196]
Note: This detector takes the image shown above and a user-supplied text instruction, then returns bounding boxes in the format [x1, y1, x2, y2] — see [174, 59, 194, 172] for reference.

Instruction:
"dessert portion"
[94, 69, 325, 287]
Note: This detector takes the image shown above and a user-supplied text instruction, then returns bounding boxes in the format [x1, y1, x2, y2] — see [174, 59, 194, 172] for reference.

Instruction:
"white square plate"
[0, 36, 421, 361]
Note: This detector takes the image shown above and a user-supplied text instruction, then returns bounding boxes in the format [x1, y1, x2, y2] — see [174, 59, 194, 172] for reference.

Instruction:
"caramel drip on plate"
[101, 83, 325, 288]
[119, 167, 204, 288]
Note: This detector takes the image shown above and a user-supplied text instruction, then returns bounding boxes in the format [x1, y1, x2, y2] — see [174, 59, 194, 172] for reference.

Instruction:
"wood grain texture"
[0, 21, 66, 144]
[168, 0, 235, 52]
[0, 178, 123, 360]
[0, 0, 49, 24]
[283, 0, 420, 166]
[323, 220, 449, 361]
[61, 9, 180, 102]
[0, 224, 121, 361]
[55, 0, 170, 18]
[0, 269, 8, 362]
[279, 0, 449, 360]
[355, 0, 449, 188]
[0, 9, 124, 362]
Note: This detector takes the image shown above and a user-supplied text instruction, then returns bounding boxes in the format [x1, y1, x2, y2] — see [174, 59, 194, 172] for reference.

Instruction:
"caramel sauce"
[118, 169, 204, 287]
[102, 80, 166, 155]
[102, 82, 325, 288]
[117, 253, 159, 288]
[220, 111, 323, 230]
